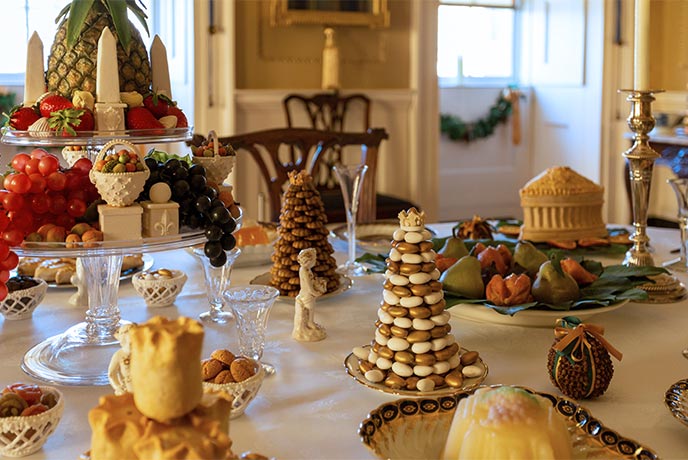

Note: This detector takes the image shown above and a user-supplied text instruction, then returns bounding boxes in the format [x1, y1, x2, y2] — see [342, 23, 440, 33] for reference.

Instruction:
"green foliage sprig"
[440, 93, 512, 142]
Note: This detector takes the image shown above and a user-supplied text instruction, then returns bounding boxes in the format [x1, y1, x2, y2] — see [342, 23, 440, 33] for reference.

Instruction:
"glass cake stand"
[14, 232, 206, 386]
[2, 126, 198, 386]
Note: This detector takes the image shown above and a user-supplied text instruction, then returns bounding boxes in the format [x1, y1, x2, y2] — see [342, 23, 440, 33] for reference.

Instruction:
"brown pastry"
[210, 349, 235, 366]
[202, 359, 224, 381]
[214, 370, 235, 384]
[17, 257, 43, 276]
[229, 357, 255, 382]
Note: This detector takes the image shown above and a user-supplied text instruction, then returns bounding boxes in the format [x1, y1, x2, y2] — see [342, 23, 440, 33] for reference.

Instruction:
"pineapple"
[46, 0, 152, 99]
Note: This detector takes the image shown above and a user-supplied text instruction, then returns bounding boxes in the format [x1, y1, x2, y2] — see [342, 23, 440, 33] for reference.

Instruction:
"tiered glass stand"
[2, 128, 204, 386]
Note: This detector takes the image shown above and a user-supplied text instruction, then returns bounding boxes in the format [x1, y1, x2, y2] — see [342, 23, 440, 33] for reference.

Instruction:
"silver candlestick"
[620, 89, 663, 267]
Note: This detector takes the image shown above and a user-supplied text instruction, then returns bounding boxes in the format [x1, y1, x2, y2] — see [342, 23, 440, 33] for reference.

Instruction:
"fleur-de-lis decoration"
[154, 210, 175, 236]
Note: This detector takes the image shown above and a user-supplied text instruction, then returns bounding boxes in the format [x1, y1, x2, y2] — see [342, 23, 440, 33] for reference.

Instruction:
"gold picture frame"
[270, 0, 390, 28]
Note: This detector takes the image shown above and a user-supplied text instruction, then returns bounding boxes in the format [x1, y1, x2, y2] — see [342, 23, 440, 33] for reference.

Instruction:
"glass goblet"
[664, 178, 688, 272]
[194, 247, 242, 324]
[223, 285, 279, 375]
[333, 163, 368, 277]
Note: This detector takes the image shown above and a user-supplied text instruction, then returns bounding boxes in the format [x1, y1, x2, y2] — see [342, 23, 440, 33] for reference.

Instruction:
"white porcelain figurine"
[107, 323, 135, 394]
[68, 258, 87, 307]
[292, 248, 327, 342]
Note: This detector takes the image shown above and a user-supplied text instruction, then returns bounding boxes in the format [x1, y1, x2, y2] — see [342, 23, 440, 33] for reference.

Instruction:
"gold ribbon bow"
[554, 323, 623, 362]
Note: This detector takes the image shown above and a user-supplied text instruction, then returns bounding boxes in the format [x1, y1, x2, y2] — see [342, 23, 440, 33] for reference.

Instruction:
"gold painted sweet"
[519, 166, 606, 242]
[442, 386, 572, 459]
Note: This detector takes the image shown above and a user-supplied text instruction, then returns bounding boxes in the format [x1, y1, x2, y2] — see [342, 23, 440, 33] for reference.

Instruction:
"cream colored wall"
[650, 0, 688, 92]
[235, 0, 411, 89]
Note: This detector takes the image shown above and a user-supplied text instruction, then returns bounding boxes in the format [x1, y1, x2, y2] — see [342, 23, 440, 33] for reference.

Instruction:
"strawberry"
[143, 93, 171, 118]
[39, 94, 73, 118]
[48, 108, 94, 136]
[126, 106, 165, 133]
[6, 105, 40, 131]
[167, 106, 188, 128]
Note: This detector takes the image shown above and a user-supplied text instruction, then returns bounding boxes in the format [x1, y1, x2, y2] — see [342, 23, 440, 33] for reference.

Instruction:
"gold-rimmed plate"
[359, 385, 658, 460]
[448, 299, 629, 328]
[250, 272, 352, 301]
[345, 345, 487, 397]
[665, 378, 688, 428]
[331, 221, 437, 255]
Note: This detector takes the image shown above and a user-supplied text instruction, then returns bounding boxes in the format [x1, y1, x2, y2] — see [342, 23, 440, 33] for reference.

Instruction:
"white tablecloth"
[3, 224, 688, 459]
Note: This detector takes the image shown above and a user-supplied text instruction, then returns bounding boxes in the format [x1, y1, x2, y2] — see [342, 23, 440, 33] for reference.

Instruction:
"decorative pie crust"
[519, 167, 607, 242]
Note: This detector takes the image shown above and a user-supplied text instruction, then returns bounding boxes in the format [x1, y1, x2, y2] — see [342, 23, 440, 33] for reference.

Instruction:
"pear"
[440, 255, 484, 299]
[513, 241, 549, 277]
[531, 260, 580, 305]
[438, 234, 469, 260]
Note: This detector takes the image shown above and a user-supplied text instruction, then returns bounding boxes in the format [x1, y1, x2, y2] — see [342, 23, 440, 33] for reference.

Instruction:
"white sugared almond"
[365, 369, 385, 383]
[417, 378, 435, 392]
[404, 232, 423, 244]
[387, 337, 410, 351]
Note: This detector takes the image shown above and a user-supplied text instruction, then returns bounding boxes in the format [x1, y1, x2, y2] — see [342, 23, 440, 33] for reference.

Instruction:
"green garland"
[440, 93, 512, 142]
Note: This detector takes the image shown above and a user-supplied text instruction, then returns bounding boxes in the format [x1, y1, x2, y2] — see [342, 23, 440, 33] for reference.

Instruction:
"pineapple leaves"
[107, 0, 132, 52]
[125, 0, 150, 36]
[66, 0, 96, 49]
[55, 4, 72, 24]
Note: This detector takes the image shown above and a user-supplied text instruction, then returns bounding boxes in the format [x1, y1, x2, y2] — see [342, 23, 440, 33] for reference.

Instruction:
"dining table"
[2, 222, 688, 459]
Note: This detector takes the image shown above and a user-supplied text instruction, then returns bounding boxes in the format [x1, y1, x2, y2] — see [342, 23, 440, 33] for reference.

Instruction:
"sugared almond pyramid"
[352, 208, 484, 392]
[270, 171, 340, 297]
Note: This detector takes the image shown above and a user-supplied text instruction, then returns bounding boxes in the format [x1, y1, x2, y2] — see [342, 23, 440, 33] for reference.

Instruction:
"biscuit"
[210, 349, 235, 366]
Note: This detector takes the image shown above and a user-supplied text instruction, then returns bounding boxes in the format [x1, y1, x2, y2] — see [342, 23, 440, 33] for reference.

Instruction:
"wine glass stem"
[679, 217, 688, 265]
[81, 254, 124, 343]
[347, 208, 357, 266]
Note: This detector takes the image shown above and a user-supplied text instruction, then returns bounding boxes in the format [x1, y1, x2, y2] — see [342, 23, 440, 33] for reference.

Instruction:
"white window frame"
[437, 0, 521, 89]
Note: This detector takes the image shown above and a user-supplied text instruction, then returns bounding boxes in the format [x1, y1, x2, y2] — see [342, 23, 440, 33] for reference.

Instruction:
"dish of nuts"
[202, 349, 257, 384]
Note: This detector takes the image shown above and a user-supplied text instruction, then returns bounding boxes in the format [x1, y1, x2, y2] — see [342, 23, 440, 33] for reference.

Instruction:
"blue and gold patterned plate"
[359, 385, 657, 460]
[665, 378, 688, 427]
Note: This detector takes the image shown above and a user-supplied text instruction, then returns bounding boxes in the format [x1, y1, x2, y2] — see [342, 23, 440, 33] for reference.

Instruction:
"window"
[0, 1, 152, 87]
[437, 0, 517, 87]
[1, 1, 64, 86]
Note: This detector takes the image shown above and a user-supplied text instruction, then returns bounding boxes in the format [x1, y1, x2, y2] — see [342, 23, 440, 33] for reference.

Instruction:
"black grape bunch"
[142, 157, 237, 267]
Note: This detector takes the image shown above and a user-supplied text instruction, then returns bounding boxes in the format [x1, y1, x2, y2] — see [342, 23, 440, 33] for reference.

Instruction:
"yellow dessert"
[89, 392, 235, 460]
[519, 166, 606, 242]
[442, 386, 572, 460]
[129, 316, 204, 423]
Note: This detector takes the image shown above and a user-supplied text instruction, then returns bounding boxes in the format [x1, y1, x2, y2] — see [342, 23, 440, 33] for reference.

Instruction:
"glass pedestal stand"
[0, 126, 197, 385]
[16, 233, 206, 386]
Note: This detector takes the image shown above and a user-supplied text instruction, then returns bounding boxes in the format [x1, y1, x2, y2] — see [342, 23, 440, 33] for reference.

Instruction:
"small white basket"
[132, 269, 187, 307]
[202, 359, 265, 419]
[0, 386, 64, 457]
[61, 146, 89, 167]
[192, 130, 235, 185]
[0, 280, 48, 320]
[89, 139, 149, 207]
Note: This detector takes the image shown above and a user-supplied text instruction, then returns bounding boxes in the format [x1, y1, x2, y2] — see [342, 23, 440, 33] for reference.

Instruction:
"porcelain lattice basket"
[0, 280, 48, 320]
[89, 139, 149, 207]
[192, 130, 235, 185]
[132, 269, 187, 307]
[202, 358, 265, 418]
[0, 386, 64, 457]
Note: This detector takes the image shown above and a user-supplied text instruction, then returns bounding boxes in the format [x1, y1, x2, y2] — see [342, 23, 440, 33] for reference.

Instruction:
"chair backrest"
[283, 91, 372, 189]
[216, 127, 388, 223]
[283, 91, 371, 132]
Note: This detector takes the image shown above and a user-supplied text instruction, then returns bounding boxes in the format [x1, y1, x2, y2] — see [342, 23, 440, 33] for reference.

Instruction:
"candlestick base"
[636, 273, 687, 304]
[95, 102, 127, 134]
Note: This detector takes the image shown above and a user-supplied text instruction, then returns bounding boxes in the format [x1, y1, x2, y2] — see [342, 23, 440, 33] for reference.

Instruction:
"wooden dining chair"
[282, 91, 418, 221]
[202, 127, 389, 223]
